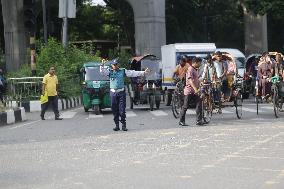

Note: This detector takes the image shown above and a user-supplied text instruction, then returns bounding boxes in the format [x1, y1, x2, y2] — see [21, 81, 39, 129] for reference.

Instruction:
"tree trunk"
[1, 0, 27, 71]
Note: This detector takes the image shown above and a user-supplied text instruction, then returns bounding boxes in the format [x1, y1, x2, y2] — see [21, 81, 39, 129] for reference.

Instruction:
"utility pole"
[62, 0, 68, 48]
[59, 0, 76, 48]
[42, 0, 48, 44]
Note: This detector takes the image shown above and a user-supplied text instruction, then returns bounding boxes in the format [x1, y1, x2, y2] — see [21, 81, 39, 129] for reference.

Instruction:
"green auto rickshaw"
[81, 62, 111, 114]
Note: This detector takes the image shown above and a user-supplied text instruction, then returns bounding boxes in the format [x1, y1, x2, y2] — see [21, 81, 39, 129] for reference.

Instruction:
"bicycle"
[171, 79, 184, 119]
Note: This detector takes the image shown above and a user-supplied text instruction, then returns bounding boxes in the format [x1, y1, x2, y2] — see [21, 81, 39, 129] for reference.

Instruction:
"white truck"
[161, 43, 216, 105]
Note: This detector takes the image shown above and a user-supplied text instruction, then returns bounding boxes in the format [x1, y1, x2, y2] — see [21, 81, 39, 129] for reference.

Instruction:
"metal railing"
[5, 75, 81, 105]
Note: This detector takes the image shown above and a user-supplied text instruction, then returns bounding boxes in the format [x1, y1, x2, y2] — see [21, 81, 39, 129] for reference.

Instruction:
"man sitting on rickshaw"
[224, 53, 238, 101]
[258, 52, 273, 100]
[213, 51, 228, 103]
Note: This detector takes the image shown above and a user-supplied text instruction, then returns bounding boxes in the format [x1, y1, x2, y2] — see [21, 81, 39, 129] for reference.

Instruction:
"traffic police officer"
[100, 58, 150, 131]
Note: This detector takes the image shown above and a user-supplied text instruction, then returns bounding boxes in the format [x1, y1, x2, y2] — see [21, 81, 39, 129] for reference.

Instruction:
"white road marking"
[88, 114, 104, 119]
[150, 110, 168, 116]
[60, 111, 77, 119]
[242, 107, 263, 113]
[126, 111, 137, 117]
[261, 106, 274, 110]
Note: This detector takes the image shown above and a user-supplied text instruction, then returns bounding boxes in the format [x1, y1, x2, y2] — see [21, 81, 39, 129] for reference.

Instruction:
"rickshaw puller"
[100, 59, 150, 131]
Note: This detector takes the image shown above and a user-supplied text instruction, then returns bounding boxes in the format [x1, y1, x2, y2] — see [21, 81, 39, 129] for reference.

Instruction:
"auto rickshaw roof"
[83, 61, 110, 67]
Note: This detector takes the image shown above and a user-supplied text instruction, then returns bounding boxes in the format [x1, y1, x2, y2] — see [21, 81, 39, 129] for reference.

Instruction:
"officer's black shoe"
[40, 115, 45, 120]
[196, 121, 203, 126]
[55, 117, 63, 120]
[122, 123, 128, 131]
[113, 125, 120, 131]
[179, 121, 188, 126]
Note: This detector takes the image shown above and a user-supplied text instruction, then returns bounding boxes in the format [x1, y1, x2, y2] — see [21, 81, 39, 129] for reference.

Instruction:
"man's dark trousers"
[40, 96, 60, 118]
[110, 91, 126, 125]
[179, 94, 202, 123]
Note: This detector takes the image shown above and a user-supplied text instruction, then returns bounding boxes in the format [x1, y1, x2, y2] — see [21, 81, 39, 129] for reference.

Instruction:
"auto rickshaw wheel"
[93, 105, 100, 115]
[84, 107, 89, 112]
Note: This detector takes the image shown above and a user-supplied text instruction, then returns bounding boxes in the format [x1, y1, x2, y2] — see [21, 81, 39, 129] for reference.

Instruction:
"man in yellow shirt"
[40, 66, 63, 120]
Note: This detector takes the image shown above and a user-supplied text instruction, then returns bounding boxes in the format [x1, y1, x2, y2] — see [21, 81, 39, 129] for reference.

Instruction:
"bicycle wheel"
[273, 88, 280, 118]
[256, 96, 259, 115]
[203, 94, 213, 123]
[235, 90, 243, 119]
[171, 90, 181, 119]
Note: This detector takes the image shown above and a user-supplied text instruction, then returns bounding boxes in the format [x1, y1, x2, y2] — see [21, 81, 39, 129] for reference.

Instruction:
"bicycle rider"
[173, 55, 190, 83]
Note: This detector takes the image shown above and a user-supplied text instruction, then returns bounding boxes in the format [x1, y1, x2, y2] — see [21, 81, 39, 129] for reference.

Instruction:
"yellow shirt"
[42, 73, 58, 96]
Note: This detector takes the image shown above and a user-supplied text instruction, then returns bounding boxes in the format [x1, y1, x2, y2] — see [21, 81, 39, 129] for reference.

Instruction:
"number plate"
[93, 81, 100, 88]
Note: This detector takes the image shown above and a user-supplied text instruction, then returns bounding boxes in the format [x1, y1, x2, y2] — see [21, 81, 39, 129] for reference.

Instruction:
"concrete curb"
[12, 96, 82, 112]
[0, 107, 27, 126]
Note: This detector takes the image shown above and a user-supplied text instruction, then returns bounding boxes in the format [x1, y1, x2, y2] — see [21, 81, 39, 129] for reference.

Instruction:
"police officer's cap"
[111, 58, 119, 65]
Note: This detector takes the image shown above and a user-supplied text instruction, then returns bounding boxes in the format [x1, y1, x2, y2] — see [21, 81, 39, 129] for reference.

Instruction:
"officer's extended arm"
[125, 68, 150, 77]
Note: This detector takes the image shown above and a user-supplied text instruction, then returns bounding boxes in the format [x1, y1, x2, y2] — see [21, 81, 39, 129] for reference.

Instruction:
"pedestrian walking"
[40, 66, 63, 120]
[179, 57, 204, 126]
[100, 58, 150, 131]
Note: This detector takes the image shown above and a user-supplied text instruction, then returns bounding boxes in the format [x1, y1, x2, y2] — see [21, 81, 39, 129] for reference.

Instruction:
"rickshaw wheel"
[130, 97, 134, 109]
[84, 107, 89, 112]
[235, 91, 243, 119]
[149, 95, 155, 111]
[256, 96, 259, 115]
[273, 88, 280, 118]
[156, 100, 160, 109]
[165, 90, 172, 106]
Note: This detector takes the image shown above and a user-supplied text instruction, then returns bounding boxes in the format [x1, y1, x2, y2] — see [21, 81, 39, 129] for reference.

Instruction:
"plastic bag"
[40, 93, 48, 104]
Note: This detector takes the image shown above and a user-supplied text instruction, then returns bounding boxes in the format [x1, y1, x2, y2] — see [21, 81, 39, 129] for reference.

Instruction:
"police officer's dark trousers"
[40, 96, 60, 118]
[110, 91, 126, 126]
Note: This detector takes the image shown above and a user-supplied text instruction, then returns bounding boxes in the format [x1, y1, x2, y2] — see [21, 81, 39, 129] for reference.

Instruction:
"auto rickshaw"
[243, 54, 261, 98]
[128, 54, 162, 111]
[81, 62, 111, 114]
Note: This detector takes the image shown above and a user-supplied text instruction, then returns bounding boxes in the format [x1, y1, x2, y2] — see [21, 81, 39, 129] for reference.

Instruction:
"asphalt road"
[0, 98, 284, 189]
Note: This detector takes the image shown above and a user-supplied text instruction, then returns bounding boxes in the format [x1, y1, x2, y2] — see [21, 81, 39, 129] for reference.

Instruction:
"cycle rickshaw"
[243, 54, 261, 98]
[172, 53, 243, 121]
[128, 54, 162, 111]
[255, 52, 284, 118]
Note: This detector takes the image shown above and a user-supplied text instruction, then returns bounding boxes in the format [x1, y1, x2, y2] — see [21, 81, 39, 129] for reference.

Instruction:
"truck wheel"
[165, 91, 172, 106]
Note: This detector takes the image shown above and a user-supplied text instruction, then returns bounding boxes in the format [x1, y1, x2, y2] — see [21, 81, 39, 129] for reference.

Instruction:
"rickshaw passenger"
[100, 59, 150, 131]
[225, 54, 237, 100]
[272, 53, 284, 80]
[258, 53, 273, 99]
[213, 51, 228, 101]
[201, 55, 216, 82]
